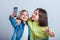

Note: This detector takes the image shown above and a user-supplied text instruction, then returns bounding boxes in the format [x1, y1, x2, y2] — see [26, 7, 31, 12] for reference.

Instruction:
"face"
[31, 10, 39, 22]
[20, 11, 28, 22]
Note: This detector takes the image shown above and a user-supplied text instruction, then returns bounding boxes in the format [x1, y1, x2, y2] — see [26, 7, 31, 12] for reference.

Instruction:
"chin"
[32, 19, 35, 21]
[23, 19, 27, 22]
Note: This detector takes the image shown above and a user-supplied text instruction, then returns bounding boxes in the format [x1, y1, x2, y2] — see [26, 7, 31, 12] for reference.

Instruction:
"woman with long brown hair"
[28, 8, 55, 40]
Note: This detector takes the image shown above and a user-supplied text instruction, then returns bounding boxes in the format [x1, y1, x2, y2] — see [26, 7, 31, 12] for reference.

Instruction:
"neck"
[23, 21, 26, 24]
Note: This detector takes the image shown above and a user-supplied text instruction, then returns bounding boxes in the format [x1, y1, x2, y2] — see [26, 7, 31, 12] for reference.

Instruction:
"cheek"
[35, 16, 39, 20]
[25, 16, 28, 20]
[20, 16, 24, 19]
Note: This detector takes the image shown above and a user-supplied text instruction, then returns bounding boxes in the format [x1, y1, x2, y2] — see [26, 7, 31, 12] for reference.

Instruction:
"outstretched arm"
[9, 12, 17, 28]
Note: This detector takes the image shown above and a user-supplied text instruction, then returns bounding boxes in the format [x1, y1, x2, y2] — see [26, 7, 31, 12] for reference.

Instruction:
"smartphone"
[13, 7, 18, 15]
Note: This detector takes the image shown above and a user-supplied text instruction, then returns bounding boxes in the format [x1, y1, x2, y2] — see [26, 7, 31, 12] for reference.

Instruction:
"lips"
[23, 17, 26, 19]
[32, 16, 35, 18]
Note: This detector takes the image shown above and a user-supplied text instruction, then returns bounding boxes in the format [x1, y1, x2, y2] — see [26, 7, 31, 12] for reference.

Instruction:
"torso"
[21, 24, 28, 40]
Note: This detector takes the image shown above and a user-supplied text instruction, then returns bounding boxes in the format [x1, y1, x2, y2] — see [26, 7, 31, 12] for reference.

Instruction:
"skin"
[20, 11, 28, 22]
[45, 27, 55, 37]
[31, 10, 39, 22]
[16, 19, 21, 25]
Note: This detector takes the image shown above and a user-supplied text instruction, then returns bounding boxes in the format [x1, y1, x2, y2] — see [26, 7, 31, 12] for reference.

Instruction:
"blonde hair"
[17, 10, 28, 20]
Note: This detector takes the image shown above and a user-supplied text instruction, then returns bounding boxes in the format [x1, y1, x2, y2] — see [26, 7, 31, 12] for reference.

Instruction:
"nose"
[23, 15, 27, 18]
[32, 13, 35, 16]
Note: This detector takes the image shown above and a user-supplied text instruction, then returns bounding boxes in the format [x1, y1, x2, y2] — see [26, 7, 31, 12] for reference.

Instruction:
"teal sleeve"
[9, 15, 17, 28]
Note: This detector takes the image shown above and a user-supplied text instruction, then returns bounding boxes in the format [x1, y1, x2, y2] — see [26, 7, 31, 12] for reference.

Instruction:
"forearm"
[47, 31, 55, 37]
[9, 15, 17, 28]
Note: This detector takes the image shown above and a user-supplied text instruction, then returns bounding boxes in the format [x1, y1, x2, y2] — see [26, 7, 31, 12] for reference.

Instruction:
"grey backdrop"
[0, 0, 60, 40]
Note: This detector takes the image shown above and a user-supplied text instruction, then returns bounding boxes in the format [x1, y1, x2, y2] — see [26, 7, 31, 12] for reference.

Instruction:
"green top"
[28, 20, 49, 40]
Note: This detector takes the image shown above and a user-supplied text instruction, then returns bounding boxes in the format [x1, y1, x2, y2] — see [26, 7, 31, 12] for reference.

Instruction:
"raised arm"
[9, 12, 17, 28]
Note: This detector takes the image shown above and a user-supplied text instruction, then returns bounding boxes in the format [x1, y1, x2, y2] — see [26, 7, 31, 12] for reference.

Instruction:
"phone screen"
[13, 7, 18, 14]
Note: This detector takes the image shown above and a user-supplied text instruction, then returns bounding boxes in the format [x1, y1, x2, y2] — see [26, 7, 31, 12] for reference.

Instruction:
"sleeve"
[9, 15, 17, 28]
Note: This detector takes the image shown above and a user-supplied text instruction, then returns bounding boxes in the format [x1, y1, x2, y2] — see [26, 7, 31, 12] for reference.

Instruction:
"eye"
[26, 15, 28, 16]
[35, 12, 37, 15]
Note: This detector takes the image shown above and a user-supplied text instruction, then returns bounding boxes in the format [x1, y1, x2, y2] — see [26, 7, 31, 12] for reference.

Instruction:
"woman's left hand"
[16, 20, 21, 25]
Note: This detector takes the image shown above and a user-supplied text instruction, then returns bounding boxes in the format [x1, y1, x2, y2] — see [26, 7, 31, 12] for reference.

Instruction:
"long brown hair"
[35, 8, 48, 27]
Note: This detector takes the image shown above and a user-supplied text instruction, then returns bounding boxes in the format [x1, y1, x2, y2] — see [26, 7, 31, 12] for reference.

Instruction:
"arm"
[45, 27, 55, 37]
[9, 13, 17, 28]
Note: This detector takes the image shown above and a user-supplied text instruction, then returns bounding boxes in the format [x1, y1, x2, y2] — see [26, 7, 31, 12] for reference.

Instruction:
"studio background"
[0, 0, 60, 40]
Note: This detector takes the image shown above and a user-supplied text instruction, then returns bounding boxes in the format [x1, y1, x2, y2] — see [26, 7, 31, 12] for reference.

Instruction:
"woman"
[28, 8, 55, 40]
[9, 10, 30, 40]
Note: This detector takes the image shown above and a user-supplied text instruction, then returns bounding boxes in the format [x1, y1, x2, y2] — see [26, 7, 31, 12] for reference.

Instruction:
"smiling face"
[20, 11, 28, 22]
[31, 8, 48, 26]
[31, 10, 39, 22]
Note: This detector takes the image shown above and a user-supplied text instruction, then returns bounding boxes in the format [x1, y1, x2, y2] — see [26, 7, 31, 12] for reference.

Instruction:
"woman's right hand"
[45, 27, 55, 37]
[11, 12, 17, 17]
